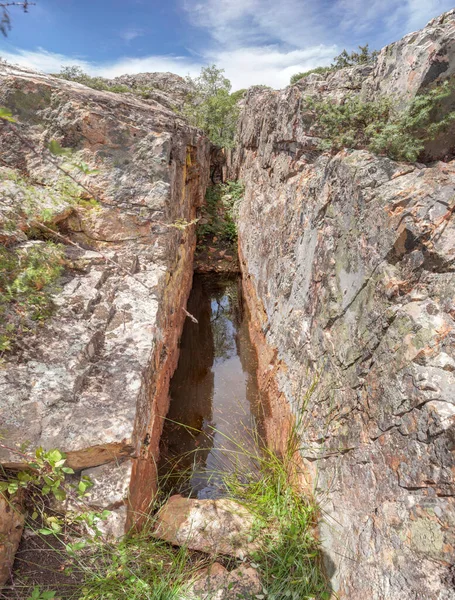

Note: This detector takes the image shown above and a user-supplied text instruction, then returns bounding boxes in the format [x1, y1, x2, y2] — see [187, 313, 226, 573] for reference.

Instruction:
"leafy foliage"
[197, 181, 244, 248]
[56, 66, 131, 93]
[290, 67, 333, 85]
[56, 66, 165, 98]
[305, 79, 455, 162]
[290, 44, 378, 85]
[0, 242, 65, 352]
[0, 447, 75, 500]
[332, 43, 379, 69]
[183, 65, 241, 148]
[304, 94, 392, 152]
[26, 587, 56, 600]
[0, 106, 16, 122]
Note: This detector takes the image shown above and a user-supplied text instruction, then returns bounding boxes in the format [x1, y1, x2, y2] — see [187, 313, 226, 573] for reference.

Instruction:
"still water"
[159, 274, 264, 498]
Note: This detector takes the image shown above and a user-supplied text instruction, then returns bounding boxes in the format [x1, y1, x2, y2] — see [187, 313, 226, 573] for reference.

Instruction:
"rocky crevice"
[230, 10, 455, 600]
[0, 63, 210, 543]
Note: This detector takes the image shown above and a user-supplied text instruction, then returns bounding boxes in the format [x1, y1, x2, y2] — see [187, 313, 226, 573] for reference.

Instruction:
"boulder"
[0, 493, 24, 588]
[154, 495, 260, 558]
[183, 562, 262, 600]
[229, 9, 455, 600]
[0, 62, 210, 531]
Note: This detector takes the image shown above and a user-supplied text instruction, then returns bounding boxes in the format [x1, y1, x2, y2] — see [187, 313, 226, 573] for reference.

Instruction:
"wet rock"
[183, 562, 262, 600]
[230, 10, 455, 600]
[0, 493, 24, 588]
[154, 495, 260, 558]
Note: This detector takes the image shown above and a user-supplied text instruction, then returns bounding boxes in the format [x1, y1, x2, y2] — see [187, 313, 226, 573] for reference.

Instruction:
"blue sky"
[0, 0, 453, 89]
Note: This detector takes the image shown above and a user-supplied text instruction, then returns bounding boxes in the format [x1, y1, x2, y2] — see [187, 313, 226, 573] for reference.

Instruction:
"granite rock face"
[230, 11, 455, 600]
[109, 72, 194, 112]
[0, 63, 209, 531]
[292, 9, 455, 161]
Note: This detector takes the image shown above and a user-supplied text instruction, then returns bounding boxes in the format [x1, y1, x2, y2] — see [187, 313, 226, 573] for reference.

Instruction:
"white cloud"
[0, 47, 202, 79]
[0, 43, 337, 90]
[0, 1, 453, 91]
[120, 28, 145, 43]
[183, 0, 328, 48]
[184, 0, 455, 50]
[331, 0, 454, 39]
[209, 44, 338, 90]
[404, 0, 454, 32]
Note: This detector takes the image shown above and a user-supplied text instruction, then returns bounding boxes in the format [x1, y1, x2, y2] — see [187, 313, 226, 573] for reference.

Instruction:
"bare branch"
[0, 1, 34, 36]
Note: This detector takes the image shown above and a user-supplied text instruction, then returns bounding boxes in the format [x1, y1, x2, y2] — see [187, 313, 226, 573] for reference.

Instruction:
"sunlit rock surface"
[0, 63, 209, 530]
[183, 562, 262, 600]
[230, 10, 455, 600]
[155, 495, 260, 558]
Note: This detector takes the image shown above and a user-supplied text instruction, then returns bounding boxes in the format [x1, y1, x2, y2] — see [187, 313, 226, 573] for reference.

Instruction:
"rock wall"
[0, 64, 209, 533]
[230, 11, 455, 600]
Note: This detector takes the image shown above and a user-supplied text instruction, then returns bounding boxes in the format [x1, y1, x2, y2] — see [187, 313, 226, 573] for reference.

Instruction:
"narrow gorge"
[0, 8, 454, 600]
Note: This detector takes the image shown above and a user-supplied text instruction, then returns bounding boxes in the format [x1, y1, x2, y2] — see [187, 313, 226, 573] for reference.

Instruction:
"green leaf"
[28, 586, 41, 600]
[48, 140, 73, 157]
[53, 487, 66, 501]
[0, 107, 16, 123]
[62, 466, 74, 474]
[7, 481, 18, 494]
[38, 528, 54, 535]
[31, 511, 39, 520]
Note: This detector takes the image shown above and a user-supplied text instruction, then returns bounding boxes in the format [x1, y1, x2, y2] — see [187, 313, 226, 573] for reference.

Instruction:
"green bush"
[56, 66, 130, 93]
[332, 44, 378, 69]
[0, 241, 65, 351]
[290, 44, 378, 85]
[197, 181, 244, 248]
[183, 65, 241, 148]
[290, 67, 333, 85]
[305, 79, 455, 162]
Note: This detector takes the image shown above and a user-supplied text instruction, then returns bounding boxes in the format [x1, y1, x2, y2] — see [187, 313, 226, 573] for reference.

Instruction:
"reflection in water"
[159, 274, 263, 499]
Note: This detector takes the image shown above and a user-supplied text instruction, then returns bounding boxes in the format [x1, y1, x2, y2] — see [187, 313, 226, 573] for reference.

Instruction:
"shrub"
[290, 66, 333, 85]
[290, 44, 378, 85]
[332, 44, 378, 69]
[305, 79, 455, 162]
[197, 181, 244, 247]
[304, 94, 392, 152]
[183, 65, 241, 148]
[56, 66, 130, 93]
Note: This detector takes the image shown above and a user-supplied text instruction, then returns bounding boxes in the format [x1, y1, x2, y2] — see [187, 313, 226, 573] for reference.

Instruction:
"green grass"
[75, 534, 204, 600]
[215, 426, 331, 600]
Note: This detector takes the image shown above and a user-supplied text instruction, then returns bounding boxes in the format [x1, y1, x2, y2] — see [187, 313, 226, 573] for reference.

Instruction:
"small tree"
[0, 1, 33, 36]
[332, 44, 378, 69]
[183, 65, 240, 148]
